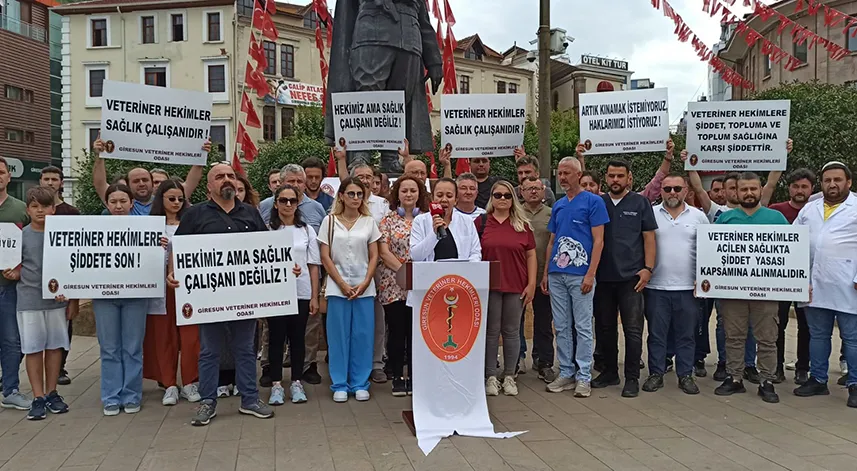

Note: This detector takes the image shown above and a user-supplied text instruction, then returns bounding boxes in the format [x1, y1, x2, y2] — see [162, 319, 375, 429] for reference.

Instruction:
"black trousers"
[60, 320, 73, 370]
[267, 300, 310, 382]
[384, 301, 412, 378]
[531, 289, 555, 368]
[777, 301, 809, 373]
[594, 279, 644, 381]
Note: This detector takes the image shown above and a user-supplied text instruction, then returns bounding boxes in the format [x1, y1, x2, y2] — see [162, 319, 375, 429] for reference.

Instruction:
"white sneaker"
[574, 381, 591, 398]
[162, 386, 179, 406]
[216, 386, 230, 398]
[546, 376, 577, 393]
[784, 361, 797, 371]
[333, 391, 348, 403]
[502, 376, 518, 396]
[841, 360, 849, 376]
[485, 376, 500, 396]
[232, 385, 240, 396]
[355, 390, 370, 401]
[181, 383, 201, 403]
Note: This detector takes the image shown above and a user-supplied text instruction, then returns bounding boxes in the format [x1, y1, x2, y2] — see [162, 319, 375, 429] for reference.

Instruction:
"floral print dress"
[378, 211, 413, 305]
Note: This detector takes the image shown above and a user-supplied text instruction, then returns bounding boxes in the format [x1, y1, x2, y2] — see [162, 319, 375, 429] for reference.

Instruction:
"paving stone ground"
[0, 322, 854, 471]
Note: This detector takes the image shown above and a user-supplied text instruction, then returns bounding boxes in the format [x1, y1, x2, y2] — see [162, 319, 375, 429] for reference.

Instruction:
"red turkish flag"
[327, 148, 337, 176]
[245, 63, 269, 98]
[237, 123, 258, 162]
[253, 2, 279, 40]
[232, 151, 245, 176]
[265, 0, 276, 14]
[248, 31, 267, 71]
[241, 92, 262, 128]
[455, 158, 470, 175]
[443, 0, 456, 26]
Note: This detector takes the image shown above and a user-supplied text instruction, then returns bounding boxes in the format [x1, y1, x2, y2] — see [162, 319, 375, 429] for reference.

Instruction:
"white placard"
[696, 225, 809, 302]
[578, 88, 669, 155]
[43, 216, 166, 299]
[100, 80, 212, 165]
[172, 231, 298, 326]
[0, 224, 22, 270]
[685, 100, 790, 171]
[331, 91, 405, 151]
[440, 93, 527, 158]
[411, 261, 524, 455]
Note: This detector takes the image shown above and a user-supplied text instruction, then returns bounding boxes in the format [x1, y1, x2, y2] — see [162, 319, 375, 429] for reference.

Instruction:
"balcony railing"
[0, 14, 48, 44]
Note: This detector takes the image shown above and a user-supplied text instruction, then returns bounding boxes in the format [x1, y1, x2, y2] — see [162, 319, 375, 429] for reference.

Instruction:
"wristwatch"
[643, 266, 654, 273]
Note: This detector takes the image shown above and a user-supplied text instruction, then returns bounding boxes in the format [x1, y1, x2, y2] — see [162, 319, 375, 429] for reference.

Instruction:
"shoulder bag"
[318, 214, 334, 314]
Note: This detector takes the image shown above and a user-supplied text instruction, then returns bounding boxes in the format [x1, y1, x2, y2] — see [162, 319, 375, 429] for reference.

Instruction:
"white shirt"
[368, 194, 388, 226]
[277, 224, 320, 300]
[648, 204, 709, 291]
[148, 224, 178, 315]
[455, 206, 486, 221]
[317, 214, 382, 298]
[795, 193, 857, 314]
[706, 202, 729, 223]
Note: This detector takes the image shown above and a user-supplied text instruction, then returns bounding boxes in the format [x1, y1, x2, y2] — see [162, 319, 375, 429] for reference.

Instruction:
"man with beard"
[642, 174, 709, 395]
[574, 140, 675, 203]
[301, 157, 335, 212]
[709, 176, 727, 206]
[793, 162, 857, 408]
[591, 159, 657, 398]
[168, 163, 274, 425]
[769, 169, 815, 384]
[471, 157, 501, 209]
[714, 172, 788, 404]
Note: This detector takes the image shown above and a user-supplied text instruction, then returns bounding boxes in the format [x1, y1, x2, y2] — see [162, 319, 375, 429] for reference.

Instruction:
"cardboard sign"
[100, 80, 212, 165]
[331, 91, 406, 151]
[685, 100, 790, 171]
[441, 94, 527, 158]
[172, 230, 299, 325]
[0, 224, 21, 270]
[43, 216, 166, 299]
[695, 225, 810, 302]
[578, 88, 670, 155]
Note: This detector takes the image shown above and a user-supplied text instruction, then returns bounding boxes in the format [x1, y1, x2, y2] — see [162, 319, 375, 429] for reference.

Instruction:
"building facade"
[0, 0, 56, 198]
[719, 0, 857, 99]
[708, 22, 736, 102]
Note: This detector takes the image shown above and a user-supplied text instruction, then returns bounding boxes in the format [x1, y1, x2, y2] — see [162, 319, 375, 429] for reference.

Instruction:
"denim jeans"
[327, 296, 374, 393]
[695, 298, 715, 363]
[594, 279, 644, 381]
[644, 289, 696, 377]
[715, 301, 756, 367]
[548, 274, 593, 382]
[93, 298, 148, 407]
[805, 307, 857, 386]
[0, 285, 21, 397]
[198, 319, 258, 408]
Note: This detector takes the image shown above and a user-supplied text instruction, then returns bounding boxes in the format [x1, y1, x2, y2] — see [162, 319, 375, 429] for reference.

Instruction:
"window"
[464, 48, 481, 61]
[87, 127, 101, 152]
[20, 1, 31, 24]
[4, 86, 23, 101]
[263, 106, 276, 141]
[141, 15, 156, 44]
[203, 58, 229, 103]
[794, 42, 807, 64]
[170, 14, 184, 41]
[24, 90, 33, 102]
[281, 44, 295, 78]
[210, 124, 227, 153]
[281, 108, 295, 138]
[5, 129, 22, 143]
[144, 67, 167, 87]
[303, 10, 327, 29]
[509, 83, 518, 94]
[89, 69, 105, 97]
[91, 19, 107, 47]
[207, 65, 225, 93]
[24, 131, 34, 145]
[238, 0, 254, 17]
[206, 12, 221, 42]
[496, 81, 506, 93]
[263, 41, 276, 75]
[847, 19, 857, 51]
[459, 75, 470, 94]
[764, 55, 771, 77]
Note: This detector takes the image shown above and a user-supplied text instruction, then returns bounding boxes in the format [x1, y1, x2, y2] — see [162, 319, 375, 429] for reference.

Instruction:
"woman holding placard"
[266, 184, 320, 405]
[94, 184, 150, 416]
[318, 178, 381, 403]
[143, 178, 201, 406]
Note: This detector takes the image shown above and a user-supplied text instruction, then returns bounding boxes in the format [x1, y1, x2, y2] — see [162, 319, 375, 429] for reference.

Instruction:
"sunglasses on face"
[663, 186, 685, 193]
[277, 197, 299, 206]
[345, 191, 364, 199]
[167, 196, 185, 203]
[492, 192, 514, 200]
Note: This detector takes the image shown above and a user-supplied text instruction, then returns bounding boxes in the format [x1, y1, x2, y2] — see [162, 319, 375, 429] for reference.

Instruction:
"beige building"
[55, 0, 236, 203]
[719, 0, 857, 99]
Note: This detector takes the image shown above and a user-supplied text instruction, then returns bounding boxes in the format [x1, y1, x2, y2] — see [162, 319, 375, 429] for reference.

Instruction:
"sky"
[321, 0, 757, 124]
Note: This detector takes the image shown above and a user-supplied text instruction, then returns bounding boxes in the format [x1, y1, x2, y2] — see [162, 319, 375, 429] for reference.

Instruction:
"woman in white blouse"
[318, 178, 382, 403]
[410, 177, 482, 263]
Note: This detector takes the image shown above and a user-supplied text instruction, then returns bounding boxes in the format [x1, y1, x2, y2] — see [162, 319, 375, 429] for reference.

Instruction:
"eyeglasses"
[492, 192, 514, 200]
[662, 186, 685, 193]
[345, 191, 364, 199]
[277, 197, 299, 206]
[167, 196, 185, 203]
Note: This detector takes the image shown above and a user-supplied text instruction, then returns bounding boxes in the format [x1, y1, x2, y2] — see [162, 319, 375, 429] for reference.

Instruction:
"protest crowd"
[0, 127, 851, 429]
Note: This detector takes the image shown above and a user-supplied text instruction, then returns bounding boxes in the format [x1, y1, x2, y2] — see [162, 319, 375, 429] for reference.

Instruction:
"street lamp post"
[537, 0, 551, 178]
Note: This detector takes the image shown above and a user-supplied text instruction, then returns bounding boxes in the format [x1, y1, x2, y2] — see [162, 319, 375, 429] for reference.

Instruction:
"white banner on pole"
[411, 261, 524, 455]
[100, 80, 212, 165]
[171, 230, 298, 326]
[685, 100, 790, 171]
[331, 91, 406, 151]
[43, 216, 166, 299]
[0, 223, 22, 270]
[441, 93, 527, 158]
[578, 88, 669, 155]
[695, 225, 810, 302]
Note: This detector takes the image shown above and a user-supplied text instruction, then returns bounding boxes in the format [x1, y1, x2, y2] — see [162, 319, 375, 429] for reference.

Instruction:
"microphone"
[429, 202, 448, 240]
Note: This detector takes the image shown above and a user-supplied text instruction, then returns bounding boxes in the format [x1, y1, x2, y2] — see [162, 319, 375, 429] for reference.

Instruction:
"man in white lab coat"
[793, 161, 857, 408]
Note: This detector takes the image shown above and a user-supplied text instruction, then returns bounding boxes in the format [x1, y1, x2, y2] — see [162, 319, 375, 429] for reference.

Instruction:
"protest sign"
[331, 91, 406, 151]
[696, 225, 809, 302]
[265, 81, 324, 107]
[685, 100, 790, 171]
[43, 216, 166, 299]
[100, 80, 212, 166]
[171, 230, 298, 326]
[578, 88, 669, 155]
[440, 94, 526, 158]
[0, 224, 21, 270]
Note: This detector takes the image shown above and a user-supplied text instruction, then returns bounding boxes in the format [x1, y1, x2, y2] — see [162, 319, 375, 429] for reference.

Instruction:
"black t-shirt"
[434, 231, 458, 260]
[476, 176, 501, 209]
[597, 192, 657, 283]
[54, 202, 80, 216]
[176, 200, 267, 236]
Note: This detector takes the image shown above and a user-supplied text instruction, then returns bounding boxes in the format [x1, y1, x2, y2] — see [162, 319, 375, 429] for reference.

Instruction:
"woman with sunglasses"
[410, 177, 482, 264]
[95, 184, 151, 416]
[318, 178, 381, 403]
[378, 176, 429, 396]
[475, 180, 536, 397]
[267, 184, 320, 404]
[143, 179, 201, 406]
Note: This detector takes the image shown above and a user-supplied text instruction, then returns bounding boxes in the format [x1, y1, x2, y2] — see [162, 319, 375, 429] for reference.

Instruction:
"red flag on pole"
[237, 122, 259, 162]
[232, 151, 245, 176]
[241, 92, 262, 128]
[327, 148, 337, 176]
[245, 63, 269, 98]
[254, 1, 279, 41]
[443, 0, 456, 26]
[265, 0, 276, 14]
[248, 31, 268, 71]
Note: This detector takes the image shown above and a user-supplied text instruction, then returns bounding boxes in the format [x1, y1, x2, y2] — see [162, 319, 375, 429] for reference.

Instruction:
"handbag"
[318, 214, 334, 314]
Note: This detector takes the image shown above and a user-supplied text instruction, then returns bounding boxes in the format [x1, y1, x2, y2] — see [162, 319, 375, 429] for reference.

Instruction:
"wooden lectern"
[395, 260, 502, 436]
